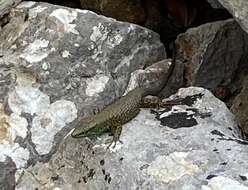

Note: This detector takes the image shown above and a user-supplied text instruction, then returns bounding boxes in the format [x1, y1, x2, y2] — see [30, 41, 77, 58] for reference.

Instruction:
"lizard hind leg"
[107, 125, 123, 149]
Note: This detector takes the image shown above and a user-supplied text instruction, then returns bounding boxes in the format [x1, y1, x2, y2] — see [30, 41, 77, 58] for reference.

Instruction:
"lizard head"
[71, 117, 109, 138]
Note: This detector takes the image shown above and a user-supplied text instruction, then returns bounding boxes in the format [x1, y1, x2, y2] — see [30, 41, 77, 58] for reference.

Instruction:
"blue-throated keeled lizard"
[71, 86, 180, 148]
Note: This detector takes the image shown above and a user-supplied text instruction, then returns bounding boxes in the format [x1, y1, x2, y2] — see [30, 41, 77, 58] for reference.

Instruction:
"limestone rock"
[0, 157, 16, 190]
[0, 1, 166, 188]
[16, 87, 248, 190]
[202, 176, 248, 190]
[0, 0, 22, 18]
[124, 58, 172, 94]
[216, 0, 248, 34]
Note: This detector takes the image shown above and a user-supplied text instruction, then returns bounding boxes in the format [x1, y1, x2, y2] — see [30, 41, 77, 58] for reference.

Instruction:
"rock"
[124, 58, 172, 94]
[0, 1, 166, 187]
[0, 0, 22, 19]
[206, 0, 224, 9]
[78, 0, 230, 55]
[231, 77, 248, 136]
[215, 0, 248, 34]
[0, 157, 16, 190]
[202, 176, 248, 190]
[79, 0, 145, 24]
[160, 19, 248, 100]
[15, 87, 248, 190]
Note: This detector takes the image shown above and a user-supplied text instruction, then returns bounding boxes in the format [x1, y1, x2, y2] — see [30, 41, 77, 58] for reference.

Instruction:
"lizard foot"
[107, 125, 123, 149]
[106, 138, 123, 149]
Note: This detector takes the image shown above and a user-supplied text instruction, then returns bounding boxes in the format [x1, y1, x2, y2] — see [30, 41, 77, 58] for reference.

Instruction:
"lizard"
[71, 44, 179, 148]
[71, 86, 181, 148]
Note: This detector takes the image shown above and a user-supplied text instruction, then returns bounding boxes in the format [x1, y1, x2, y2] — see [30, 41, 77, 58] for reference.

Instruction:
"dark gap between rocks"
[33, 0, 81, 8]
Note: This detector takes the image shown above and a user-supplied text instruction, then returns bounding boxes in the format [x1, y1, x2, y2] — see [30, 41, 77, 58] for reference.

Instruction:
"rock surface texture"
[231, 77, 248, 136]
[160, 19, 248, 100]
[216, 0, 248, 34]
[0, 0, 22, 18]
[206, 0, 224, 9]
[0, 1, 166, 189]
[15, 87, 248, 190]
[1, 1, 248, 190]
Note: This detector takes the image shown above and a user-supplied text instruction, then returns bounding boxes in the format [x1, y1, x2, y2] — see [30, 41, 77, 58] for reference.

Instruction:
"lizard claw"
[106, 142, 113, 149]
[107, 124, 122, 149]
[106, 138, 123, 149]
[106, 141, 116, 149]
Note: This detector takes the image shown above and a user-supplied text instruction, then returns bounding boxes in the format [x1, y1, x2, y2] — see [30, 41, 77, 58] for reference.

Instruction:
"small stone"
[42, 62, 49, 71]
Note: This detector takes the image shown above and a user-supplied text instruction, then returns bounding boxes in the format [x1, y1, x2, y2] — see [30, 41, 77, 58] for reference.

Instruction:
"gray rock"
[206, 0, 224, 9]
[0, 0, 22, 18]
[216, 0, 248, 34]
[203, 0, 248, 36]
[231, 77, 248, 136]
[16, 87, 248, 190]
[124, 58, 173, 94]
[0, 157, 16, 190]
[0, 1, 166, 188]
[160, 19, 248, 100]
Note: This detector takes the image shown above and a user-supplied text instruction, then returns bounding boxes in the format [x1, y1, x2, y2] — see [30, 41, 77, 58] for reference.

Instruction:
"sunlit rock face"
[3, 1, 248, 190]
[0, 1, 166, 188]
[15, 87, 248, 190]
[0, 0, 22, 18]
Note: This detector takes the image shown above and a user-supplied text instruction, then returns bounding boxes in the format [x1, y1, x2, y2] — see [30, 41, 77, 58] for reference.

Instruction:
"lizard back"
[96, 87, 144, 126]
